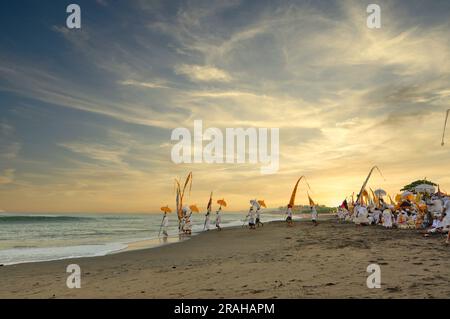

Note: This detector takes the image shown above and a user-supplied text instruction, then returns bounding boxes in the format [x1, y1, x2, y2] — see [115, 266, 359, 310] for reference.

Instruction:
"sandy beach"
[1, 219, 450, 299]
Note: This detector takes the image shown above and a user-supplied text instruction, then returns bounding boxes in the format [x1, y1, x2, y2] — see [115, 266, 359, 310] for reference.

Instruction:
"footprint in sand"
[251, 289, 264, 294]
[386, 286, 402, 292]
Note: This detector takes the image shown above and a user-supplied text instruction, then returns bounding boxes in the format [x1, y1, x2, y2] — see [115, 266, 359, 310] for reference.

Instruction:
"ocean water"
[0, 212, 285, 265]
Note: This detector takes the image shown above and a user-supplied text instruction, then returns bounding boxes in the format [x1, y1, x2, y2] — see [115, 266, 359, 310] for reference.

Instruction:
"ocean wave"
[0, 215, 92, 223]
[0, 243, 128, 265]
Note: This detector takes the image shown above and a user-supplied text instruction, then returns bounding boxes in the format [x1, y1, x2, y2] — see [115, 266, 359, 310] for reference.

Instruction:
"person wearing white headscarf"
[204, 204, 211, 231]
[311, 206, 318, 226]
[204, 211, 211, 231]
[256, 207, 263, 227]
[425, 214, 445, 235]
[443, 199, 450, 228]
[286, 205, 293, 226]
[372, 208, 382, 225]
[382, 208, 393, 229]
[181, 206, 192, 234]
[354, 204, 369, 225]
[162, 212, 169, 237]
[428, 198, 443, 216]
[247, 206, 256, 229]
[179, 206, 188, 233]
[215, 206, 222, 230]
[396, 210, 409, 229]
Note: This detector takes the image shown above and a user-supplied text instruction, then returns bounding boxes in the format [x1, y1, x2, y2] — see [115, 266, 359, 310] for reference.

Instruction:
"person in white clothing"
[428, 198, 443, 215]
[247, 206, 256, 229]
[204, 206, 211, 231]
[443, 200, 450, 227]
[184, 212, 192, 235]
[179, 208, 187, 233]
[311, 206, 318, 226]
[161, 213, 169, 237]
[372, 208, 382, 225]
[382, 209, 393, 229]
[354, 205, 369, 226]
[215, 206, 222, 231]
[256, 207, 263, 227]
[286, 205, 293, 227]
[424, 214, 446, 236]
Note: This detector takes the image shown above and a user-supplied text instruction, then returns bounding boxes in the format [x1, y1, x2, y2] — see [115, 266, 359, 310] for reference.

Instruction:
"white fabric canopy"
[414, 184, 435, 194]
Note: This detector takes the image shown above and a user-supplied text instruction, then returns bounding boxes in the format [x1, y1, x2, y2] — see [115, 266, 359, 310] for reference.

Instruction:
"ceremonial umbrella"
[217, 199, 227, 207]
[160, 206, 172, 213]
[189, 204, 200, 213]
[374, 189, 387, 197]
[258, 200, 267, 208]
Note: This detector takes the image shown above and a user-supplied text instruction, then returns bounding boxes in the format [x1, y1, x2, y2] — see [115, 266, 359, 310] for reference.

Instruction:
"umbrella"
[258, 200, 267, 208]
[374, 189, 387, 197]
[414, 184, 435, 194]
[217, 199, 227, 207]
[160, 206, 172, 213]
[189, 204, 200, 213]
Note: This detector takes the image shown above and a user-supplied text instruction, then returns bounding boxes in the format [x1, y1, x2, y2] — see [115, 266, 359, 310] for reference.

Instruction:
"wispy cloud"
[174, 64, 232, 82]
[59, 142, 128, 165]
[0, 169, 15, 185]
[119, 79, 169, 89]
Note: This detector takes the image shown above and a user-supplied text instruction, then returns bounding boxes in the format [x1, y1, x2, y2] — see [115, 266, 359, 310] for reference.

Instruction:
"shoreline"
[1, 218, 450, 298]
[0, 213, 315, 267]
[122, 214, 320, 253]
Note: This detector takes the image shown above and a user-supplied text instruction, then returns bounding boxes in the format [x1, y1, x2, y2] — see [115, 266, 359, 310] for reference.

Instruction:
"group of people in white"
[160, 198, 270, 238]
[336, 193, 450, 243]
[245, 200, 264, 229]
[285, 205, 319, 227]
[160, 205, 223, 238]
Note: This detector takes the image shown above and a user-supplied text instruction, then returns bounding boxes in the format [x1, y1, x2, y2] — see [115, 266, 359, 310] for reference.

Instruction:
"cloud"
[174, 64, 232, 82]
[119, 79, 169, 89]
[59, 142, 128, 165]
[0, 169, 15, 185]
[0, 61, 185, 129]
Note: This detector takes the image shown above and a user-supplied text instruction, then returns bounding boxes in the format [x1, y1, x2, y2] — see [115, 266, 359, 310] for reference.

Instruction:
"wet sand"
[1, 219, 450, 299]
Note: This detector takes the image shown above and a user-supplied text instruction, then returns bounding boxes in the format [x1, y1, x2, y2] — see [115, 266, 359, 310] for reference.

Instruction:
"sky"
[0, 0, 450, 213]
